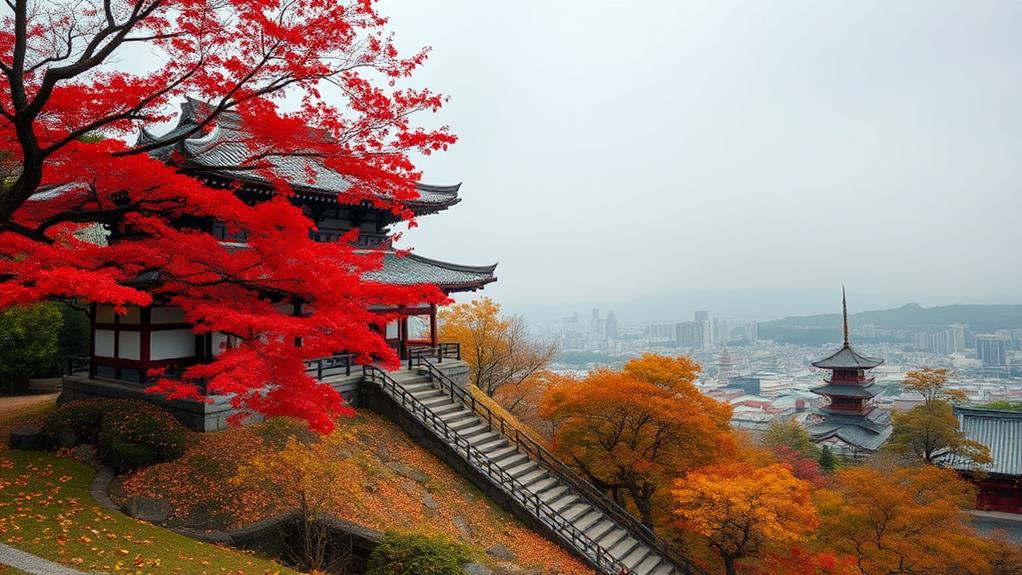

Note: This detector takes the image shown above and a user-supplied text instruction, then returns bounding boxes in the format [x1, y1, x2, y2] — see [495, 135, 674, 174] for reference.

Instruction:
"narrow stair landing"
[361, 362, 708, 575]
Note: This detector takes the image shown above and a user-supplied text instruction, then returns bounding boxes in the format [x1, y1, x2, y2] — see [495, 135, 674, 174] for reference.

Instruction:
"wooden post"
[429, 304, 438, 347]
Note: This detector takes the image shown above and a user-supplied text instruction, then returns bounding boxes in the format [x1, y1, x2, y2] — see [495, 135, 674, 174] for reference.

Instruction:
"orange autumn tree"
[437, 298, 557, 397]
[672, 462, 818, 575]
[541, 353, 732, 529]
[817, 461, 993, 575]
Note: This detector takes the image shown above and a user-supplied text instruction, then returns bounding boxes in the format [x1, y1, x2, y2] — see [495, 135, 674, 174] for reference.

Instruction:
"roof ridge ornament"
[843, 285, 850, 347]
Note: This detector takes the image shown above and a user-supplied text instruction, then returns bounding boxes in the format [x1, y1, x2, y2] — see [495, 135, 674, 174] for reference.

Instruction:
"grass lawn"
[0, 399, 300, 575]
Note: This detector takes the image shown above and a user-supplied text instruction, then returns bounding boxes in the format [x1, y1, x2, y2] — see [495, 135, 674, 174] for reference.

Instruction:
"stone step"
[526, 476, 559, 494]
[518, 469, 551, 489]
[636, 553, 664, 574]
[622, 545, 652, 570]
[597, 527, 629, 551]
[574, 510, 604, 532]
[507, 461, 540, 479]
[486, 445, 520, 461]
[562, 502, 592, 523]
[652, 563, 676, 575]
[609, 536, 641, 560]
[547, 493, 579, 513]
[585, 519, 617, 542]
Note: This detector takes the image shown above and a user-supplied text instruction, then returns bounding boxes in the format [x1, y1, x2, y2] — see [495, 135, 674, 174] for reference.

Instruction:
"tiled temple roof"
[807, 410, 892, 452]
[365, 252, 497, 293]
[811, 344, 884, 370]
[940, 406, 1022, 476]
[137, 99, 461, 215]
[810, 383, 878, 399]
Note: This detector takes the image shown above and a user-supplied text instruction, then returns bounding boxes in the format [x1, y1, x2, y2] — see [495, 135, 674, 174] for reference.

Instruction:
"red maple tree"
[0, 0, 456, 431]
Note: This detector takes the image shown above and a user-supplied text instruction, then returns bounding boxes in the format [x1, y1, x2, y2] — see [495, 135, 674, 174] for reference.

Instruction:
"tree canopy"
[1, 0, 456, 430]
[541, 353, 733, 529]
[672, 462, 818, 575]
[437, 298, 556, 398]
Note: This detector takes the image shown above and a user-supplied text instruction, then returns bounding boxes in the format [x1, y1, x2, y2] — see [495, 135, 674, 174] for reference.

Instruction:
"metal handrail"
[406, 353, 709, 575]
[361, 364, 625, 574]
[405, 342, 460, 368]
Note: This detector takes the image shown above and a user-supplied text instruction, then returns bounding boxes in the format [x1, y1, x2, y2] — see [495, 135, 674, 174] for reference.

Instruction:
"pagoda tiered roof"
[811, 345, 884, 370]
[810, 383, 877, 399]
[137, 98, 462, 215]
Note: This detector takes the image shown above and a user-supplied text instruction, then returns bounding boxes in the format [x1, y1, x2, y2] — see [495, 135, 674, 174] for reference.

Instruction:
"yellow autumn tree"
[672, 462, 818, 575]
[816, 461, 993, 575]
[234, 429, 359, 572]
[437, 297, 556, 397]
[886, 368, 991, 464]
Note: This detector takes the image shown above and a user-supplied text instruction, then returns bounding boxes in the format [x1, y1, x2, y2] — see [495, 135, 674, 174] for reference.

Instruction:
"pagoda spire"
[842, 286, 849, 346]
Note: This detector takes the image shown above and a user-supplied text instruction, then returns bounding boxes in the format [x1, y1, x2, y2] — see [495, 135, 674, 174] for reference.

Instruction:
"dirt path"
[0, 394, 58, 419]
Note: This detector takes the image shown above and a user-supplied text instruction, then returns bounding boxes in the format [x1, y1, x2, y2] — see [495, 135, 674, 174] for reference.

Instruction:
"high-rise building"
[695, 310, 709, 322]
[605, 311, 618, 340]
[976, 334, 1009, 366]
[676, 321, 704, 348]
[713, 318, 729, 345]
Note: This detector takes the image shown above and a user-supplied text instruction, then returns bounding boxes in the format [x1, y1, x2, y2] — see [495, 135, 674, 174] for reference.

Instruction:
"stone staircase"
[358, 358, 709, 575]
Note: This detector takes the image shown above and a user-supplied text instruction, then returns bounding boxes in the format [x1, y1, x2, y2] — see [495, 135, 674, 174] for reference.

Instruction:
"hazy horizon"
[385, 1, 1022, 313]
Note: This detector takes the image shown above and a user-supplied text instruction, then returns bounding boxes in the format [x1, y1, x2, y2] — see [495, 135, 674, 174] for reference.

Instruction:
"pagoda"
[806, 289, 891, 457]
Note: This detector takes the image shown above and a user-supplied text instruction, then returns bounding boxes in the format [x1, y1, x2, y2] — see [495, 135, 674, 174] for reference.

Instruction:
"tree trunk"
[723, 556, 738, 575]
[632, 492, 656, 531]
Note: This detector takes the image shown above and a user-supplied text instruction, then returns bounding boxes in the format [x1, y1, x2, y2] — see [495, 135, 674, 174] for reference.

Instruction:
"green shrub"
[0, 303, 62, 391]
[366, 532, 469, 575]
[40, 399, 113, 447]
[41, 399, 185, 472]
[97, 401, 186, 473]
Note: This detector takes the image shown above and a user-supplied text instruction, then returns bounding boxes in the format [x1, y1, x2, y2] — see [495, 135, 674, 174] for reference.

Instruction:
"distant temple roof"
[807, 410, 892, 453]
[365, 252, 497, 293]
[137, 98, 461, 215]
[940, 406, 1022, 476]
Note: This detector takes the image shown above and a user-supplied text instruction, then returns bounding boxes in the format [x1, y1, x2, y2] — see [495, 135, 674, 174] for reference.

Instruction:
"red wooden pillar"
[429, 304, 438, 347]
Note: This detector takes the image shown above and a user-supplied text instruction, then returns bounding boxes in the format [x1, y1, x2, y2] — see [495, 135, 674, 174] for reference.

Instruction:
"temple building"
[806, 290, 891, 457]
[63, 99, 495, 427]
[940, 406, 1022, 514]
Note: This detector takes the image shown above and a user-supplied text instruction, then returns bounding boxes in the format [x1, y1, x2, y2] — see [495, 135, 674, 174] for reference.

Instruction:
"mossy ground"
[0, 397, 299, 575]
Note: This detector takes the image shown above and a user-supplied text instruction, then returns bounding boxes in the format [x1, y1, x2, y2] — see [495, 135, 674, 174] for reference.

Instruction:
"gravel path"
[0, 544, 97, 575]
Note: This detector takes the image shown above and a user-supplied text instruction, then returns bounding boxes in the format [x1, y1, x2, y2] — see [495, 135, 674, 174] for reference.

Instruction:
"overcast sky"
[378, 0, 1022, 318]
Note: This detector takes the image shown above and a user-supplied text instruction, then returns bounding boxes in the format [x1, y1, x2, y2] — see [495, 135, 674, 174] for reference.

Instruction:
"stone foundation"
[60, 360, 471, 432]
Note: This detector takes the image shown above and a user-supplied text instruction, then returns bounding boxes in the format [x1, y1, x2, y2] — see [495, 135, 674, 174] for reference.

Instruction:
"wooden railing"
[405, 353, 710, 575]
[66, 355, 91, 375]
[360, 363, 628, 574]
[304, 353, 356, 380]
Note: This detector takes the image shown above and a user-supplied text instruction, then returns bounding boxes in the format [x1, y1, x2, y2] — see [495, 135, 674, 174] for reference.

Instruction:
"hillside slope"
[760, 303, 1022, 344]
[116, 411, 592, 575]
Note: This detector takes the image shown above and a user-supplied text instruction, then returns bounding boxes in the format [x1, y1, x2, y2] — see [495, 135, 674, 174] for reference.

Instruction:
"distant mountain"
[759, 303, 1022, 345]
